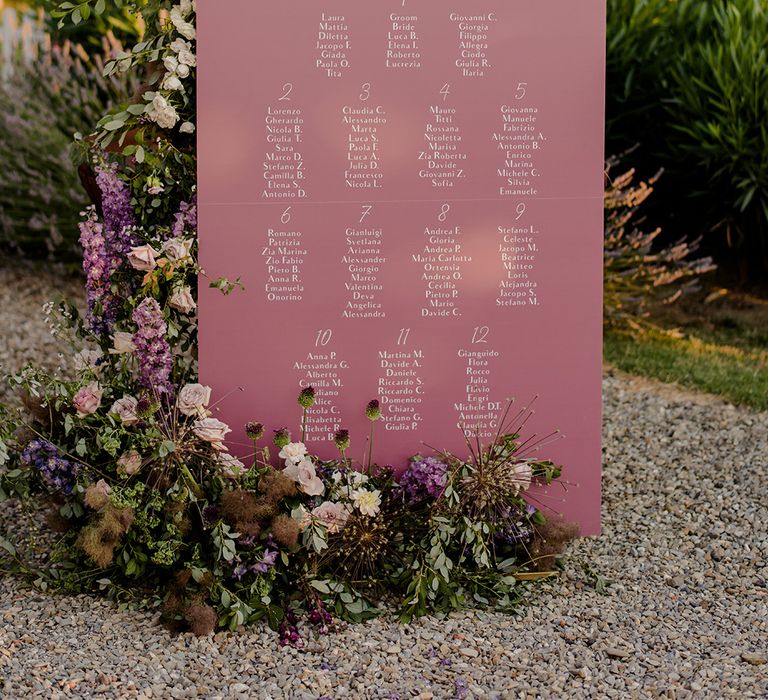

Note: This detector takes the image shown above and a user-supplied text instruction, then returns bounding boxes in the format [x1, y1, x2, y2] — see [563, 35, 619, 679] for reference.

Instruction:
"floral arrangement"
[0, 0, 579, 640]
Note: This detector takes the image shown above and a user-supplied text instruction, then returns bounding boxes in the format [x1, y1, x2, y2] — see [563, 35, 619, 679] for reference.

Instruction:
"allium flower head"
[365, 400, 381, 421]
[298, 386, 316, 408]
[273, 428, 291, 448]
[245, 422, 264, 441]
[334, 429, 350, 452]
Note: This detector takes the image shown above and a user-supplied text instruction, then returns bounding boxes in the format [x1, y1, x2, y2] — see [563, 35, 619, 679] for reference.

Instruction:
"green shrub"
[0, 12, 136, 260]
[666, 1, 768, 257]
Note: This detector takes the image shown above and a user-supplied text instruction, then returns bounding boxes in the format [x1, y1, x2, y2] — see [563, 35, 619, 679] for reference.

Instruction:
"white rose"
[161, 237, 193, 262]
[192, 417, 231, 448]
[163, 55, 179, 73]
[169, 287, 196, 314]
[170, 38, 191, 54]
[176, 47, 196, 67]
[178, 383, 211, 416]
[278, 442, 308, 465]
[179, 121, 195, 134]
[109, 395, 139, 425]
[149, 94, 179, 129]
[176, 63, 190, 78]
[162, 73, 183, 91]
[110, 331, 136, 355]
[127, 244, 158, 271]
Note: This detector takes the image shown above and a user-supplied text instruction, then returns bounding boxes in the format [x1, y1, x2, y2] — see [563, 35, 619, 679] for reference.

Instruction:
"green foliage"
[0, 16, 137, 260]
[607, 0, 768, 267]
[666, 2, 768, 253]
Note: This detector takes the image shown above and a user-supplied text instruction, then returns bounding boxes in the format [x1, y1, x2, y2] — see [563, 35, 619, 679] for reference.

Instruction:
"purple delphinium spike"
[21, 438, 79, 494]
[131, 298, 174, 398]
[95, 163, 137, 256]
[79, 207, 120, 334]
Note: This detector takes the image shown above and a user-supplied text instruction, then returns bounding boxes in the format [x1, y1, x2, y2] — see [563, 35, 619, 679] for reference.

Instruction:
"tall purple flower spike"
[132, 297, 174, 398]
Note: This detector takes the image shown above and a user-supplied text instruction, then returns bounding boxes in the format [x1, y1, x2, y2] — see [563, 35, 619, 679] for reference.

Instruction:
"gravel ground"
[1, 264, 767, 699]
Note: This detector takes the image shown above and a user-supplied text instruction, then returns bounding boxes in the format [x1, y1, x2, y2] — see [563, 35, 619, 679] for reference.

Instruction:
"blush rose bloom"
[161, 237, 193, 263]
[110, 331, 136, 354]
[169, 287, 196, 314]
[127, 245, 158, 271]
[312, 501, 349, 534]
[109, 395, 139, 425]
[73, 383, 102, 418]
[178, 383, 211, 416]
[218, 452, 245, 478]
[117, 450, 142, 476]
[511, 461, 533, 492]
[278, 442, 308, 465]
[284, 458, 325, 497]
[192, 417, 231, 449]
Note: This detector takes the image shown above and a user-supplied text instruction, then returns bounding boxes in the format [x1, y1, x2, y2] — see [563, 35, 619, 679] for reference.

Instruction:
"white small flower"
[278, 442, 308, 465]
[351, 488, 382, 517]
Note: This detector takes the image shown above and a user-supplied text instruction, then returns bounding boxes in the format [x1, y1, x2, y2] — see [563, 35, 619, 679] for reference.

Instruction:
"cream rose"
[127, 244, 158, 272]
[169, 287, 196, 314]
[110, 331, 136, 354]
[117, 450, 142, 476]
[192, 417, 231, 448]
[73, 383, 102, 418]
[149, 94, 179, 129]
[161, 237, 193, 263]
[178, 383, 211, 416]
[109, 396, 139, 425]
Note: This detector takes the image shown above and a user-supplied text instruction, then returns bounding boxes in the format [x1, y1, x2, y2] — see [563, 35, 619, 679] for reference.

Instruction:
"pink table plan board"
[197, 1, 606, 534]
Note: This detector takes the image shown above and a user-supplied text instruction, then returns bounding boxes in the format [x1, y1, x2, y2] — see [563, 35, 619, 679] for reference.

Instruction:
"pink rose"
[73, 383, 102, 418]
[192, 417, 231, 449]
[169, 287, 196, 314]
[218, 452, 245, 478]
[178, 383, 211, 416]
[109, 396, 139, 425]
[127, 245, 158, 272]
[117, 450, 142, 476]
[284, 458, 324, 497]
[311, 501, 349, 534]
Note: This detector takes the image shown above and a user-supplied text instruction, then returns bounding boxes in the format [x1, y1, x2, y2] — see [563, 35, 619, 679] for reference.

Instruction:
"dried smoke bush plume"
[76, 505, 134, 568]
[270, 514, 300, 549]
[83, 484, 110, 510]
[260, 467, 298, 503]
[530, 517, 581, 571]
[184, 603, 217, 636]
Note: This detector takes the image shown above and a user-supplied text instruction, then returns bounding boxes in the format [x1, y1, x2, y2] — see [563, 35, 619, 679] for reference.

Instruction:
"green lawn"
[605, 322, 768, 411]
